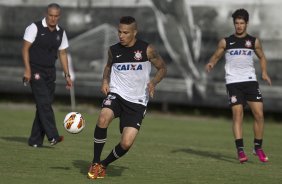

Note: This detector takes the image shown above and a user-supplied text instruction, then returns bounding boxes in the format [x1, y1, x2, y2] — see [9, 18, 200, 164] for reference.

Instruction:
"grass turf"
[0, 103, 282, 184]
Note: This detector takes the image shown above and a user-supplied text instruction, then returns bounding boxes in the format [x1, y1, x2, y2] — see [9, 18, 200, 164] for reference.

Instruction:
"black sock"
[254, 139, 263, 150]
[101, 143, 128, 167]
[235, 139, 244, 152]
[92, 125, 107, 163]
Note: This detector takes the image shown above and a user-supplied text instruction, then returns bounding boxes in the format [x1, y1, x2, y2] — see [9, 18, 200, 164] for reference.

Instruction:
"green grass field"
[0, 103, 282, 184]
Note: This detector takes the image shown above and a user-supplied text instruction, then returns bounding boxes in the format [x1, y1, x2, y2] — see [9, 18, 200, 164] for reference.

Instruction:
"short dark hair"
[120, 16, 136, 25]
[232, 9, 249, 23]
[47, 3, 61, 10]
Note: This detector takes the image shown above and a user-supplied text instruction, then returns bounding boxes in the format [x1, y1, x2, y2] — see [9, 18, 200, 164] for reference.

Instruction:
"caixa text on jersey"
[116, 64, 143, 71]
[229, 49, 252, 56]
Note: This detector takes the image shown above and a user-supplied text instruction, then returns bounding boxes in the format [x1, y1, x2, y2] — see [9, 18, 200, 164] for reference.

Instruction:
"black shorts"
[226, 81, 263, 107]
[102, 93, 147, 133]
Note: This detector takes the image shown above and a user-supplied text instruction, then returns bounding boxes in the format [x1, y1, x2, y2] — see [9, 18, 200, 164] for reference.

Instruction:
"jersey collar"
[42, 18, 60, 31]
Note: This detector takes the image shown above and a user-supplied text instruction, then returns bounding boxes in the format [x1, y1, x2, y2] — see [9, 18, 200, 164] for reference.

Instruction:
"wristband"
[65, 73, 71, 78]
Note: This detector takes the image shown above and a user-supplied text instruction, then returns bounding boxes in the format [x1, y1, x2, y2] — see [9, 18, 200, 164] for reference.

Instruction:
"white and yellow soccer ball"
[63, 112, 85, 134]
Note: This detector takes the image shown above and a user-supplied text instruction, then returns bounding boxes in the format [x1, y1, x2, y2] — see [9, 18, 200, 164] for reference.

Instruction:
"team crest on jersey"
[134, 50, 142, 60]
[230, 96, 237, 103]
[245, 40, 252, 48]
[34, 73, 40, 80]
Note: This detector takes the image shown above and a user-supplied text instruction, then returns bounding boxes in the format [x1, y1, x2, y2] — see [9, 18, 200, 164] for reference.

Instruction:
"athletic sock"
[92, 125, 107, 163]
[101, 143, 128, 167]
[235, 138, 244, 152]
[254, 139, 263, 150]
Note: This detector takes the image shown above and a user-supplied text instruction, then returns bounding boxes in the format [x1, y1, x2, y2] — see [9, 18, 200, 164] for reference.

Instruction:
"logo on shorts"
[231, 96, 237, 103]
[107, 94, 116, 100]
[103, 94, 116, 106]
[34, 73, 40, 80]
[103, 99, 111, 106]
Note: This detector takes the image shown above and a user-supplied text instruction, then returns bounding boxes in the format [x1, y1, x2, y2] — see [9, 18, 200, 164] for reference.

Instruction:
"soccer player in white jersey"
[87, 16, 167, 179]
[205, 9, 271, 163]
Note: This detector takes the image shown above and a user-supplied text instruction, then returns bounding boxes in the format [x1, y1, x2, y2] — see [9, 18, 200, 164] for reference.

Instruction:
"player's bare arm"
[59, 49, 73, 89]
[101, 49, 113, 95]
[254, 38, 272, 85]
[147, 44, 167, 98]
[22, 40, 32, 82]
[205, 38, 226, 73]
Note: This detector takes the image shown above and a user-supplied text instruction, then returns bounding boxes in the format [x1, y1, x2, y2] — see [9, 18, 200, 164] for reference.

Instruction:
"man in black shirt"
[22, 3, 72, 147]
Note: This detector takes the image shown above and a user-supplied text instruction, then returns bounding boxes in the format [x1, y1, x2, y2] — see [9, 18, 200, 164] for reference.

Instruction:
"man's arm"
[205, 38, 226, 73]
[254, 38, 272, 85]
[147, 44, 167, 98]
[22, 40, 32, 82]
[100, 49, 113, 96]
[58, 49, 73, 89]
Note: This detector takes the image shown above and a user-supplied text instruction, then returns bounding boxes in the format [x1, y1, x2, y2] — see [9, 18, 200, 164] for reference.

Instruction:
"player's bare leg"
[232, 105, 248, 163]
[248, 101, 268, 162]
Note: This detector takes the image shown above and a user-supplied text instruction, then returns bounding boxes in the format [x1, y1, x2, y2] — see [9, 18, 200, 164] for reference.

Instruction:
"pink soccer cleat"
[237, 150, 248, 163]
[253, 149, 268, 162]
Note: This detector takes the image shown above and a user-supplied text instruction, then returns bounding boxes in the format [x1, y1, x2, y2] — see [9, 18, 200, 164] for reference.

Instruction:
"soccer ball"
[63, 112, 85, 134]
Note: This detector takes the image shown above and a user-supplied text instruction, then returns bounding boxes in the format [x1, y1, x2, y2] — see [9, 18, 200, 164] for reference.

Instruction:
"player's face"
[46, 8, 61, 29]
[234, 18, 247, 36]
[118, 23, 137, 47]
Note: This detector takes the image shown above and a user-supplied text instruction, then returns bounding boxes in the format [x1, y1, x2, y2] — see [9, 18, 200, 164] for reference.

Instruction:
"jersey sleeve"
[59, 31, 69, 50]
[23, 23, 37, 43]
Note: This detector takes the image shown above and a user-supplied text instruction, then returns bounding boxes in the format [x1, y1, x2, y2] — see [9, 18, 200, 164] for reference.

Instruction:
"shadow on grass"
[50, 166, 71, 170]
[1, 136, 28, 143]
[0, 136, 53, 148]
[171, 148, 238, 163]
[73, 160, 129, 177]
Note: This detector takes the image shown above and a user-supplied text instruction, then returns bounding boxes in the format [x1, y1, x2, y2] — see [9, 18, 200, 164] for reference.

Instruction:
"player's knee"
[97, 116, 110, 128]
[254, 112, 264, 123]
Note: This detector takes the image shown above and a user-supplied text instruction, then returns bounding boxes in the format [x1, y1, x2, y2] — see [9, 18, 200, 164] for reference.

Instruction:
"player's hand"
[101, 82, 110, 96]
[65, 77, 73, 90]
[23, 69, 31, 86]
[262, 72, 272, 86]
[23, 69, 31, 82]
[205, 62, 214, 73]
[148, 81, 155, 98]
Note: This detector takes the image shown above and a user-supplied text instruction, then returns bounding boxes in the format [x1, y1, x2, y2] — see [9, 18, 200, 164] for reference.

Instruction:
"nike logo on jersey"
[230, 42, 236, 45]
[116, 54, 122, 58]
[256, 97, 262, 100]
[41, 33, 45, 36]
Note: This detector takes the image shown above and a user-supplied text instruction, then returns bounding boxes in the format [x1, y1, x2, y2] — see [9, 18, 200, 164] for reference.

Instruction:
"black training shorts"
[226, 81, 263, 107]
[101, 93, 147, 133]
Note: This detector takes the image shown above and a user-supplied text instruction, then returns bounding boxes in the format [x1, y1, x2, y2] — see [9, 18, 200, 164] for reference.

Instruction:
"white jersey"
[224, 34, 257, 84]
[109, 40, 151, 106]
